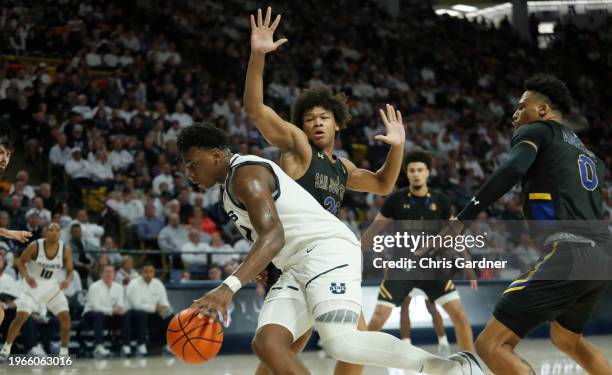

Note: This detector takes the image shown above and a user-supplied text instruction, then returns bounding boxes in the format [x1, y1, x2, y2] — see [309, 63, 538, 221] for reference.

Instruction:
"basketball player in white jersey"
[0, 223, 73, 361]
[0, 134, 33, 330]
[178, 123, 484, 375]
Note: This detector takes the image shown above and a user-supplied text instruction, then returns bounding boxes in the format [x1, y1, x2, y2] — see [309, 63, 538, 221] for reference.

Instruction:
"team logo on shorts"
[330, 282, 346, 294]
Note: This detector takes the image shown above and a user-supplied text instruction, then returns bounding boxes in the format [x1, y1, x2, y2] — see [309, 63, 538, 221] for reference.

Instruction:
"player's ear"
[538, 104, 550, 117]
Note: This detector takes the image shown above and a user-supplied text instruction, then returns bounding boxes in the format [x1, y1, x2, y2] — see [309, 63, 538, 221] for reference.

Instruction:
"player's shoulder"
[511, 120, 555, 146]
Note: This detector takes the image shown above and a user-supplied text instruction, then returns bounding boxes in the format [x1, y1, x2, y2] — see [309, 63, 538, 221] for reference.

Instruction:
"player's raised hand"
[4, 229, 32, 243]
[250, 7, 288, 54]
[375, 104, 405, 147]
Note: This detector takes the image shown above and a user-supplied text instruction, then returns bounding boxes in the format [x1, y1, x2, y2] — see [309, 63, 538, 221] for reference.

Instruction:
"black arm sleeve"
[457, 142, 538, 221]
[380, 193, 398, 218]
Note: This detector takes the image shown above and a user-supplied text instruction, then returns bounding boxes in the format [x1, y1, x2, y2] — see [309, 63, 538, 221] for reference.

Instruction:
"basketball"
[166, 308, 224, 364]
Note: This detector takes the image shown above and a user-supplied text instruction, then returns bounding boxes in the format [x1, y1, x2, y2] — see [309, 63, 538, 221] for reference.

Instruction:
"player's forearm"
[244, 51, 266, 118]
[374, 144, 404, 195]
[457, 142, 537, 220]
[64, 268, 73, 284]
[17, 260, 29, 279]
[232, 229, 284, 286]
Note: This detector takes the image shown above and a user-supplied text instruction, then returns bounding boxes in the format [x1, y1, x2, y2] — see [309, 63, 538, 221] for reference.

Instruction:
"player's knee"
[320, 335, 354, 362]
[252, 327, 291, 359]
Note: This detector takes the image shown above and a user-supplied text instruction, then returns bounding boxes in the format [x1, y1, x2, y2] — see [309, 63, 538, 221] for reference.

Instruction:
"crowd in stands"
[0, 0, 611, 354]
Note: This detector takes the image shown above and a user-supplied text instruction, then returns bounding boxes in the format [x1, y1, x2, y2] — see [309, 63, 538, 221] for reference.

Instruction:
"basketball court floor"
[3, 335, 610, 374]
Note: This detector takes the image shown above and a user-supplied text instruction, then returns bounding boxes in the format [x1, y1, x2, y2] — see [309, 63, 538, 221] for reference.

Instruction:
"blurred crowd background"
[0, 0, 610, 285]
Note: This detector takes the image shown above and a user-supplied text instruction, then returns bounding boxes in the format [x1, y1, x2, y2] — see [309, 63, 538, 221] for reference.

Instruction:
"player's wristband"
[222, 275, 242, 293]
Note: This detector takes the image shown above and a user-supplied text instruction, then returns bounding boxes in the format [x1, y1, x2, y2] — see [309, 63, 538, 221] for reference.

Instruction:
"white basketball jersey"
[222, 154, 359, 270]
[28, 239, 65, 282]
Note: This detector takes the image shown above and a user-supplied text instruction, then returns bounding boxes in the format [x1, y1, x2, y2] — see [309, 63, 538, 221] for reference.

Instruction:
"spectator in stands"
[64, 147, 92, 206]
[30, 197, 51, 226]
[6, 195, 27, 234]
[72, 209, 105, 247]
[66, 223, 96, 285]
[100, 236, 123, 267]
[48, 134, 72, 167]
[89, 148, 114, 188]
[169, 102, 192, 128]
[209, 234, 235, 266]
[151, 163, 174, 196]
[177, 188, 193, 223]
[71, 94, 92, 119]
[188, 206, 219, 237]
[157, 212, 188, 271]
[136, 203, 164, 252]
[83, 265, 131, 358]
[38, 184, 57, 213]
[115, 188, 144, 248]
[109, 137, 133, 172]
[207, 264, 222, 281]
[223, 259, 239, 278]
[87, 254, 110, 285]
[115, 255, 139, 287]
[180, 229, 209, 277]
[11, 171, 35, 200]
[126, 263, 172, 356]
[24, 209, 43, 241]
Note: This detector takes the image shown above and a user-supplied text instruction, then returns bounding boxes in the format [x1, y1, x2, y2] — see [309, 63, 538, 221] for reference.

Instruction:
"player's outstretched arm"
[244, 7, 310, 156]
[192, 164, 285, 322]
[0, 227, 32, 243]
[343, 104, 405, 195]
[456, 141, 537, 221]
[60, 246, 74, 290]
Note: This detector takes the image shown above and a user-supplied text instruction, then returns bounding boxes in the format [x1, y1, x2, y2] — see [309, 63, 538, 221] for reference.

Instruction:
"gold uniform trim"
[528, 193, 552, 200]
[379, 282, 393, 300]
[503, 241, 558, 294]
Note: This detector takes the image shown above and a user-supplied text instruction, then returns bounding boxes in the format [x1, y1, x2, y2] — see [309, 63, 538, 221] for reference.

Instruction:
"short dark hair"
[70, 223, 81, 230]
[176, 123, 228, 158]
[524, 74, 573, 115]
[291, 85, 350, 130]
[0, 134, 13, 151]
[404, 147, 433, 170]
[142, 261, 155, 269]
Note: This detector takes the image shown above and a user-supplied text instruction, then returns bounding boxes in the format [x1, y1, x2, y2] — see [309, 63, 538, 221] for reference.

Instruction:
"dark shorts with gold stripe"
[377, 279, 459, 308]
[494, 240, 611, 338]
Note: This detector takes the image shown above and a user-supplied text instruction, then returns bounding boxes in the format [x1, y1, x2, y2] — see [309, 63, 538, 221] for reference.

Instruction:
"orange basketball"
[166, 308, 224, 364]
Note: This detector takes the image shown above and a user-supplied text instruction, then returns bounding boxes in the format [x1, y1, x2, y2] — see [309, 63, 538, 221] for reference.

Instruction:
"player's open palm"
[375, 104, 405, 147]
[250, 7, 288, 54]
